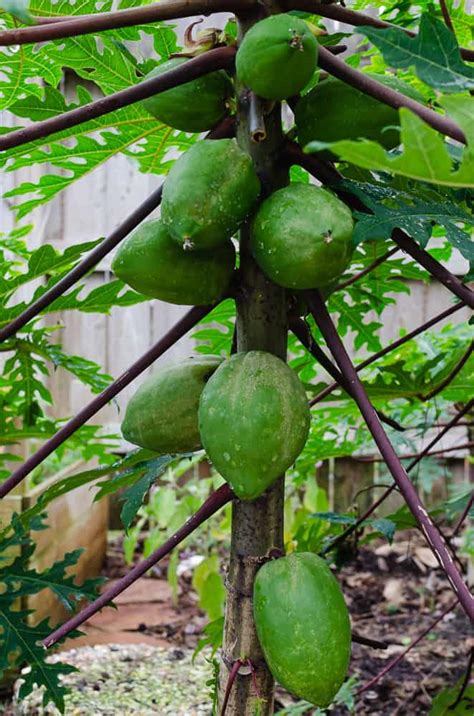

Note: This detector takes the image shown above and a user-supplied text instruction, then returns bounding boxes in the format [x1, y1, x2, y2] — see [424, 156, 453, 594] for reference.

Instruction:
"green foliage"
[429, 679, 474, 714]
[0, 514, 102, 712]
[307, 97, 474, 189]
[360, 15, 474, 93]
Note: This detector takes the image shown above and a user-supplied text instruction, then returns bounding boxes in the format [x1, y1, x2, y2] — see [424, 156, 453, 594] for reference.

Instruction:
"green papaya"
[111, 219, 235, 306]
[122, 357, 222, 453]
[236, 14, 318, 100]
[198, 351, 310, 500]
[161, 139, 260, 251]
[295, 74, 425, 149]
[254, 552, 351, 706]
[141, 58, 232, 133]
[251, 183, 354, 290]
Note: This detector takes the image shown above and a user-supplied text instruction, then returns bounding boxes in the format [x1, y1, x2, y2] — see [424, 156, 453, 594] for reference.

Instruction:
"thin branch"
[333, 247, 400, 293]
[43, 483, 234, 648]
[317, 46, 466, 145]
[304, 289, 474, 621]
[356, 600, 458, 695]
[0, 116, 235, 345]
[352, 632, 389, 650]
[451, 491, 474, 539]
[282, 1, 474, 61]
[420, 342, 473, 401]
[310, 303, 465, 407]
[290, 317, 405, 431]
[355, 442, 474, 463]
[0, 46, 236, 152]
[0, 0, 252, 45]
[0, 304, 214, 499]
[439, 0, 455, 32]
[392, 231, 474, 310]
[321, 398, 474, 557]
[221, 659, 243, 716]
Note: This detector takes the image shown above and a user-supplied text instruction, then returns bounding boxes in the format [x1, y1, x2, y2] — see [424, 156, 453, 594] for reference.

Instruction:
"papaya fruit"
[236, 14, 318, 100]
[253, 552, 351, 706]
[251, 183, 354, 290]
[122, 357, 222, 453]
[111, 219, 235, 305]
[141, 58, 232, 133]
[161, 139, 260, 251]
[198, 351, 310, 500]
[295, 74, 425, 149]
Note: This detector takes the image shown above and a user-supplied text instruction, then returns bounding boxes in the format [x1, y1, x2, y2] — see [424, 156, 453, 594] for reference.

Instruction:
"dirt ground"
[3, 532, 472, 714]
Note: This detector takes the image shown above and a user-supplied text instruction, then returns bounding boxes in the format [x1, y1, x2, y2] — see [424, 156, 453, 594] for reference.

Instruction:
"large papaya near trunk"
[295, 74, 425, 149]
[122, 357, 222, 453]
[161, 139, 260, 251]
[141, 58, 232, 133]
[198, 351, 310, 500]
[111, 219, 235, 305]
[236, 14, 318, 100]
[254, 552, 351, 707]
[251, 183, 354, 290]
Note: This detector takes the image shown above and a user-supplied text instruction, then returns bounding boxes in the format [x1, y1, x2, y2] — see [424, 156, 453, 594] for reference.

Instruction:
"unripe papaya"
[254, 552, 351, 706]
[236, 14, 318, 100]
[111, 219, 235, 305]
[295, 74, 425, 149]
[122, 357, 222, 453]
[161, 139, 260, 251]
[198, 351, 310, 500]
[251, 183, 354, 290]
[141, 58, 232, 133]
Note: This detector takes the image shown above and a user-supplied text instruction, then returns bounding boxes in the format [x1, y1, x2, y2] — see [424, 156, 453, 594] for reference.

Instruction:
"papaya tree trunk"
[217, 12, 289, 714]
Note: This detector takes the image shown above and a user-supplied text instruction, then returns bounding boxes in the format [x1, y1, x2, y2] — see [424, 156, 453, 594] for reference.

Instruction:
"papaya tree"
[0, 1, 473, 714]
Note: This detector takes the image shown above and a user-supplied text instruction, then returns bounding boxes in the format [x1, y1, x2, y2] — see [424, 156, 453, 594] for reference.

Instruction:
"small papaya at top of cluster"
[236, 14, 319, 100]
[161, 139, 260, 251]
[141, 57, 233, 133]
[295, 74, 425, 149]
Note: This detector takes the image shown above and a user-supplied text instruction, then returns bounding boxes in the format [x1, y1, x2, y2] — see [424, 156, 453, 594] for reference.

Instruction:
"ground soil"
[2, 531, 472, 714]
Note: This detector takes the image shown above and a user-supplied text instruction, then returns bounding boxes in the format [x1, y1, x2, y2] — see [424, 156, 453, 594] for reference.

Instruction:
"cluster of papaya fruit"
[113, 13, 419, 707]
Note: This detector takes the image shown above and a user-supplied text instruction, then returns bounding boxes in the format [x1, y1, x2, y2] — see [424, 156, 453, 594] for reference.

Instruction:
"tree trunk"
[217, 11, 289, 715]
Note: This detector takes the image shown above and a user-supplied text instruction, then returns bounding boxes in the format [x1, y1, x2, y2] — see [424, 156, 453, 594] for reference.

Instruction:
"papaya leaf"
[342, 180, 474, 272]
[119, 452, 194, 531]
[307, 96, 474, 189]
[360, 14, 474, 92]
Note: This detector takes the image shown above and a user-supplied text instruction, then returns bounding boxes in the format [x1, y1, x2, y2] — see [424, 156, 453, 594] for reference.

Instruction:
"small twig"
[451, 491, 474, 539]
[221, 659, 243, 716]
[352, 632, 389, 650]
[420, 342, 473, 401]
[323, 398, 474, 555]
[448, 647, 474, 710]
[248, 92, 266, 143]
[325, 44, 347, 55]
[246, 659, 262, 701]
[0, 47, 236, 152]
[290, 317, 405, 431]
[310, 303, 465, 407]
[0, 0, 252, 44]
[0, 304, 214, 498]
[333, 248, 399, 293]
[317, 46, 466, 145]
[305, 290, 474, 621]
[356, 600, 458, 695]
[355, 442, 474, 463]
[439, 0, 455, 32]
[43, 484, 234, 648]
